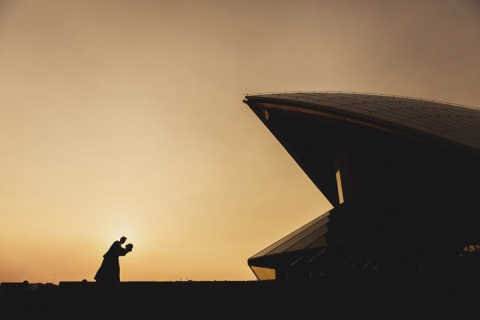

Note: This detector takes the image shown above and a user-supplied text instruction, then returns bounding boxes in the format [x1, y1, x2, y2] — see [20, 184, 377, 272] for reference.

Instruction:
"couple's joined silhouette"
[94, 236, 133, 283]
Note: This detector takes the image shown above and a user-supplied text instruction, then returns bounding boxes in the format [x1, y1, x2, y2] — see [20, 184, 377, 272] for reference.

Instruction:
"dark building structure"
[244, 92, 480, 282]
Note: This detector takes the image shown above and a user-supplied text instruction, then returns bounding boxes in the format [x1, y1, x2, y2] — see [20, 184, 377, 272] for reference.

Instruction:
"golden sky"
[1, 0, 479, 283]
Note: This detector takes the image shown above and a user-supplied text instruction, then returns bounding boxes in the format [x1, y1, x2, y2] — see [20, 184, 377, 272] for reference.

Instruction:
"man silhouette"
[94, 236, 133, 282]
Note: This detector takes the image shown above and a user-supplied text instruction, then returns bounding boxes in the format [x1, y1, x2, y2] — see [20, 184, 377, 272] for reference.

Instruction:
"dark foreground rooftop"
[1, 278, 479, 319]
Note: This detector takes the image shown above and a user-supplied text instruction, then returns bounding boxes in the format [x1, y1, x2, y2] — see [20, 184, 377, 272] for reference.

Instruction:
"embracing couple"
[94, 236, 133, 283]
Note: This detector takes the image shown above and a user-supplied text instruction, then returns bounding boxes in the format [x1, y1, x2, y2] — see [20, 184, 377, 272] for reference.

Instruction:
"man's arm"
[119, 247, 129, 256]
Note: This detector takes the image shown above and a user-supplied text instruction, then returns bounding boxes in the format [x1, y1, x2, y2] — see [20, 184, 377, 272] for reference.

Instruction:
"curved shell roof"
[249, 211, 330, 261]
[245, 92, 480, 156]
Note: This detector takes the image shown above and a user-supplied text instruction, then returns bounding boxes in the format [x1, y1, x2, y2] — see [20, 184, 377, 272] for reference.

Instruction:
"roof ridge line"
[244, 91, 479, 111]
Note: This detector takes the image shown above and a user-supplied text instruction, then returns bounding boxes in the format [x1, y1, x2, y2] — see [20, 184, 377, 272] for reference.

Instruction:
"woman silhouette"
[94, 237, 133, 282]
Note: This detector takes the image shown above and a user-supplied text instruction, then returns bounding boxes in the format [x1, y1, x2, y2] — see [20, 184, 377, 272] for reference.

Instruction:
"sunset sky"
[1, 0, 479, 283]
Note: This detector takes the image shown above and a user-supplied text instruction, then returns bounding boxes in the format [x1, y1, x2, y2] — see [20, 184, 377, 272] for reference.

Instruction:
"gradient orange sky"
[1, 0, 479, 283]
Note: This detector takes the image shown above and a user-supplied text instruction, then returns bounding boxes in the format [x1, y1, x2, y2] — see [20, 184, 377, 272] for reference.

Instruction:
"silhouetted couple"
[94, 236, 133, 283]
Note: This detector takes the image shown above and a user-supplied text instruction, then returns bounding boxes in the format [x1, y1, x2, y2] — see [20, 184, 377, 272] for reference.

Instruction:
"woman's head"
[126, 243, 133, 251]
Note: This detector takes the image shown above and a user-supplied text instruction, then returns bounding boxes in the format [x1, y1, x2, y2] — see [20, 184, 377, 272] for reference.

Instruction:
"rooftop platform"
[2, 278, 479, 318]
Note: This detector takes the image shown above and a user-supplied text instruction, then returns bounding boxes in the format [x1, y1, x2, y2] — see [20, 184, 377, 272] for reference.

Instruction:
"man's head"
[120, 236, 127, 244]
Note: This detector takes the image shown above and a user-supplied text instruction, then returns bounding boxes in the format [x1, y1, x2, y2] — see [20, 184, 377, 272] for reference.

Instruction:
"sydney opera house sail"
[244, 92, 480, 281]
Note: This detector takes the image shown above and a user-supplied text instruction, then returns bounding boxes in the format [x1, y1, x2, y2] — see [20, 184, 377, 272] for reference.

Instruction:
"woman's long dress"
[94, 241, 129, 282]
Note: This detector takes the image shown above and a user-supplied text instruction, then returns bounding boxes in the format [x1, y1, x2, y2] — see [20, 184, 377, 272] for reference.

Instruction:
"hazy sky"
[1, 0, 479, 283]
